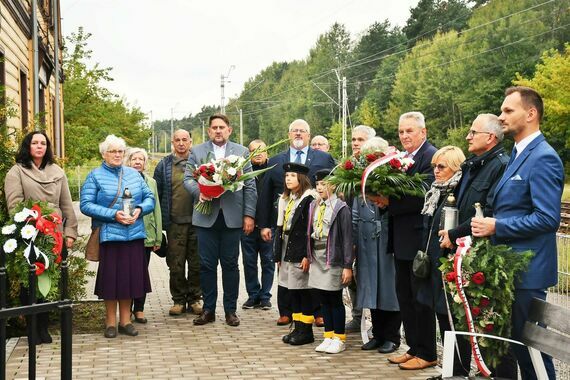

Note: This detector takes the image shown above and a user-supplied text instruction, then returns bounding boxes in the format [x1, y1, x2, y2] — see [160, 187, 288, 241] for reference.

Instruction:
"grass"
[563, 183, 570, 202]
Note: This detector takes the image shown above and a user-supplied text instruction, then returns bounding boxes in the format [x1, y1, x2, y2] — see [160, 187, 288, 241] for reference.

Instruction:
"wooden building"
[0, 0, 64, 157]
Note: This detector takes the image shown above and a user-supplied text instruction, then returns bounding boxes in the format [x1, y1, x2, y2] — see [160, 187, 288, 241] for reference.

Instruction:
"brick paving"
[4, 204, 441, 379]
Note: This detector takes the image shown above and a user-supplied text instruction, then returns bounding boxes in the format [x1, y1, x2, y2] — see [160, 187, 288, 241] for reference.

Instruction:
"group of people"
[3, 85, 563, 379]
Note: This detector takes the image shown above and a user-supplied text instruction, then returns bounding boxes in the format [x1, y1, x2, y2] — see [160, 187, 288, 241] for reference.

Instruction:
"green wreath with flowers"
[1, 200, 64, 301]
[439, 238, 533, 369]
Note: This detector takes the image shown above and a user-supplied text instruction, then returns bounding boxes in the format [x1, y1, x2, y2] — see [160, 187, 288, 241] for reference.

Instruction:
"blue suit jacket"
[492, 134, 564, 289]
[257, 147, 335, 229]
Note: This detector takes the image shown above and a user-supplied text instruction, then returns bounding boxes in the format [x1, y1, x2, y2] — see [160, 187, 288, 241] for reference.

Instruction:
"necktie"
[294, 150, 303, 164]
[316, 202, 326, 238]
[507, 147, 518, 167]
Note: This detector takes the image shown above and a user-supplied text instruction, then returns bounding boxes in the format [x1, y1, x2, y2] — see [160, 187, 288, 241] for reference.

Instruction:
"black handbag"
[412, 220, 435, 279]
[154, 231, 168, 258]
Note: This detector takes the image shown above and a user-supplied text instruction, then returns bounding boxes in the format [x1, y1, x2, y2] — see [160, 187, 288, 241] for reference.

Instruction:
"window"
[20, 70, 29, 130]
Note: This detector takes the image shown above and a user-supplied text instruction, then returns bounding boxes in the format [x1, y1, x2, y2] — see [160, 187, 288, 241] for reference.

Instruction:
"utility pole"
[239, 108, 243, 146]
[170, 107, 174, 142]
[220, 65, 235, 114]
[149, 110, 154, 153]
[201, 119, 205, 143]
[342, 76, 348, 158]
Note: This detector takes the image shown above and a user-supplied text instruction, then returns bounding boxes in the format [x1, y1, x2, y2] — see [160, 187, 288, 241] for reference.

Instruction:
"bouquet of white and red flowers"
[327, 147, 427, 200]
[1, 200, 64, 299]
[191, 140, 288, 214]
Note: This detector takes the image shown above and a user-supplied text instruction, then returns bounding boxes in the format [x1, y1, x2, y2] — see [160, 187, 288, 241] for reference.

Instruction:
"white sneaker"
[325, 337, 346, 354]
[315, 338, 333, 352]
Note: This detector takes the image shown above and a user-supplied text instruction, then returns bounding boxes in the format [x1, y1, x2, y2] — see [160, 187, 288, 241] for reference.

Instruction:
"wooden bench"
[441, 298, 570, 379]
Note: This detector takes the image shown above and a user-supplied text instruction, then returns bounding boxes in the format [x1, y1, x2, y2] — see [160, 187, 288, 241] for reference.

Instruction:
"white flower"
[212, 173, 222, 184]
[227, 155, 239, 164]
[3, 239, 17, 253]
[21, 225, 38, 240]
[227, 167, 237, 176]
[14, 211, 29, 223]
[2, 224, 17, 235]
[453, 294, 462, 304]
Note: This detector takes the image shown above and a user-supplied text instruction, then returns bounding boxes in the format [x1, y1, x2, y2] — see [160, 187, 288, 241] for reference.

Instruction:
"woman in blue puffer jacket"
[80, 135, 155, 339]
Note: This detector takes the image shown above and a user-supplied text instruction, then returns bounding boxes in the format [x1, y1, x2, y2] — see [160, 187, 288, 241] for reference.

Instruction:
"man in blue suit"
[258, 119, 335, 324]
[472, 86, 564, 380]
[184, 114, 257, 327]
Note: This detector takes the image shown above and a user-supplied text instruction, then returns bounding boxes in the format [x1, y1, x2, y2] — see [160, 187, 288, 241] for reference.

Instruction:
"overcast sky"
[60, 0, 419, 121]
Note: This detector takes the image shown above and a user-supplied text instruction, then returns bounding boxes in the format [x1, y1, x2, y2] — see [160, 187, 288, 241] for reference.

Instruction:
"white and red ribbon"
[453, 236, 491, 377]
[360, 149, 399, 201]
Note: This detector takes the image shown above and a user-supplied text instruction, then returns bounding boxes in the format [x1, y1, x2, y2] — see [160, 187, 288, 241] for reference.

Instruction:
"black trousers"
[371, 309, 401, 344]
[395, 258, 436, 361]
[132, 247, 152, 312]
[277, 285, 292, 318]
[290, 289, 312, 316]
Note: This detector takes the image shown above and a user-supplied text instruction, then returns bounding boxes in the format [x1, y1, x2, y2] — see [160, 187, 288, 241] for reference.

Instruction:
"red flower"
[472, 272, 486, 285]
[472, 306, 481, 316]
[479, 297, 490, 308]
[484, 324, 494, 333]
[55, 254, 62, 264]
[365, 154, 377, 163]
[52, 232, 63, 255]
[445, 272, 456, 282]
[343, 160, 354, 170]
[31, 204, 43, 220]
[389, 158, 401, 169]
[35, 262, 45, 276]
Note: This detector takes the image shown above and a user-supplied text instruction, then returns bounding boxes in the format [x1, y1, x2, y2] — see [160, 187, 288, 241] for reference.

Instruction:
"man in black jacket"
[382, 112, 438, 370]
[440, 113, 509, 248]
[437, 114, 515, 378]
[240, 139, 274, 310]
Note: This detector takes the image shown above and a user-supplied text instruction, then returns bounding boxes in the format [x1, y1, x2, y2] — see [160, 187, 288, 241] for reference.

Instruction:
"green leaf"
[38, 273, 51, 298]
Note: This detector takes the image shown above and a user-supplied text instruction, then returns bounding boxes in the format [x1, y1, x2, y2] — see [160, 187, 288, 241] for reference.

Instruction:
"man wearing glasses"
[258, 119, 335, 325]
[310, 135, 330, 152]
[437, 114, 514, 378]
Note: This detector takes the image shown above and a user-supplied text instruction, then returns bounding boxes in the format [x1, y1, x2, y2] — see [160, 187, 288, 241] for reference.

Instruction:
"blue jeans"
[512, 289, 555, 380]
[196, 212, 241, 314]
[240, 227, 274, 302]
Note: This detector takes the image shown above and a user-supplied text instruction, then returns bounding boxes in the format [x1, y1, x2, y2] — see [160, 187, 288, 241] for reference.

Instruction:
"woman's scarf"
[421, 170, 463, 216]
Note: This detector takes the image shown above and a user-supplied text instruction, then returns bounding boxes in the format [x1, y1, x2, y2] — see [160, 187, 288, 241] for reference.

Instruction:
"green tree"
[63, 28, 148, 166]
[514, 44, 570, 172]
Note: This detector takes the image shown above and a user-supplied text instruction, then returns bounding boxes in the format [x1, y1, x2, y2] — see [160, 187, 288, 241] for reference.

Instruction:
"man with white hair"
[258, 119, 335, 325]
[351, 125, 376, 157]
[310, 135, 330, 152]
[384, 112, 438, 370]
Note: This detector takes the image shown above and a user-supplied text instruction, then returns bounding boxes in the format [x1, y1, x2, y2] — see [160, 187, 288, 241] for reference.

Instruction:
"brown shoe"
[387, 352, 414, 364]
[314, 316, 325, 327]
[188, 300, 203, 315]
[277, 316, 291, 325]
[225, 313, 240, 327]
[169, 303, 186, 316]
[398, 357, 438, 370]
[193, 310, 215, 325]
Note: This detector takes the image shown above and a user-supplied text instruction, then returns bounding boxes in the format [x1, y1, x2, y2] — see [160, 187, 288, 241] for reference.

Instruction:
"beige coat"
[4, 163, 78, 239]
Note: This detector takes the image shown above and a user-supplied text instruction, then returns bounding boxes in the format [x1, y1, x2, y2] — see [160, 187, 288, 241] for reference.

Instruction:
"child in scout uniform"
[274, 163, 316, 346]
[308, 169, 354, 354]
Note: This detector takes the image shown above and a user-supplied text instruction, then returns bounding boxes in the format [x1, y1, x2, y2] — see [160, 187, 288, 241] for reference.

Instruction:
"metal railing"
[0, 243, 73, 380]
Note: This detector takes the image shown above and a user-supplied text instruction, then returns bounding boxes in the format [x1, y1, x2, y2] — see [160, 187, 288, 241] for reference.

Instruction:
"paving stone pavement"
[4, 203, 442, 379]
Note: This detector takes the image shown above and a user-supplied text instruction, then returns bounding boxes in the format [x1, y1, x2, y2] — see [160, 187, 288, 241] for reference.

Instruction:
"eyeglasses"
[431, 163, 448, 171]
[107, 150, 125, 155]
[290, 129, 308, 134]
[312, 143, 327, 146]
[467, 130, 492, 137]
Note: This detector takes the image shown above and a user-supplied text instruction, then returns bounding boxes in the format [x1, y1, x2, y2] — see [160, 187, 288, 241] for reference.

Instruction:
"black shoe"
[377, 340, 399, 354]
[361, 338, 381, 350]
[104, 326, 117, 338]
[118, 323, 139, 336]
[225, 313, 240, 326]
[258, 300, 272, 310]
[242, 298, 260, 309]
[37, 313, 52, 344]
[282, 321, 299, 343]
[289, 323, 314, 346]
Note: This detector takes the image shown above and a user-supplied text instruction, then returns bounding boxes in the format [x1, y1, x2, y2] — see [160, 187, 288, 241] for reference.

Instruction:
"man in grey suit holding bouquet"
[184, 114, 257, 327]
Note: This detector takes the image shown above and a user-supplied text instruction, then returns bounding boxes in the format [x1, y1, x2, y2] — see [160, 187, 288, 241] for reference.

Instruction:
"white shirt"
[213, 143, 227, 160]
[289, 146, 309, 164]
[406, 139, 426, 158]
[513, 131, 541, 159]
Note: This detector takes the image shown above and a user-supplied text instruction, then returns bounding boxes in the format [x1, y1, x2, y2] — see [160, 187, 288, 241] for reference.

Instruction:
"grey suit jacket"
[183, 140, 257, 228]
